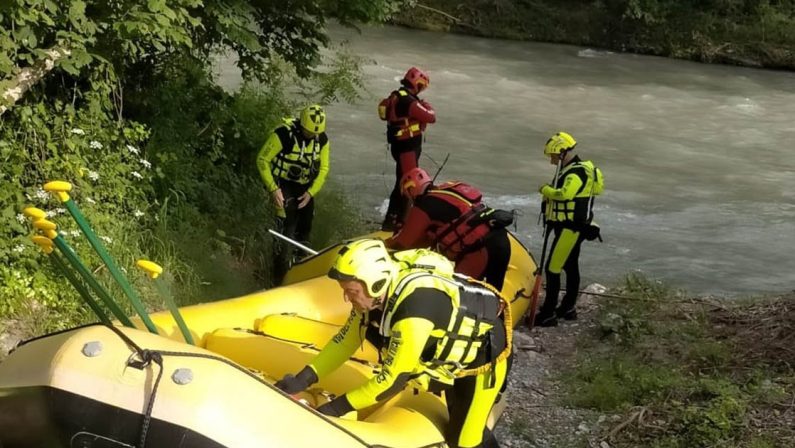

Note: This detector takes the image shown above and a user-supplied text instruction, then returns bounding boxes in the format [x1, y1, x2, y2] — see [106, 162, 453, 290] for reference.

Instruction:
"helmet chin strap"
[369, 293, 387, 311]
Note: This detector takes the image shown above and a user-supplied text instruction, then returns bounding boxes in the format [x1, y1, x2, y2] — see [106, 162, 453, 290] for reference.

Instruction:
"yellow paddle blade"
[136, 259, 163, 279]
[43, 180, 73, 202]
[33, 219, 57, 231]
[31, 236, 54, 254]
[23, 207, 47, 220]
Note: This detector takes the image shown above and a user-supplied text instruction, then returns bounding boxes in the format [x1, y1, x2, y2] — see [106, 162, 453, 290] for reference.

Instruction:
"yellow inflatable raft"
[0, 233, 536, 448]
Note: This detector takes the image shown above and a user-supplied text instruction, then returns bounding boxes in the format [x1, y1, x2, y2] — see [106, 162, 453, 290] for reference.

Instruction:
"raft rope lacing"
[103, 324, 378, 448]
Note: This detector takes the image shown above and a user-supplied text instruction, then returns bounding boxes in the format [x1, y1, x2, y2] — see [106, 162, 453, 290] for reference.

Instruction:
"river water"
[220, 25, 795, 296]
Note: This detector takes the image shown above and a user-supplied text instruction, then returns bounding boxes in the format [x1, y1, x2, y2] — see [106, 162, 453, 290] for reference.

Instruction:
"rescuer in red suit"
[378, 67, 437, 231]
[385, 168, 513, 291]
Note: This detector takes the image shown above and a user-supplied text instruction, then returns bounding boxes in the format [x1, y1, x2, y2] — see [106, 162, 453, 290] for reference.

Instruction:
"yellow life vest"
[271, 118, 327, 185]
[379, 256, 503, 386]
[547, 159, 604, 225]
[391, 248, 455, 277]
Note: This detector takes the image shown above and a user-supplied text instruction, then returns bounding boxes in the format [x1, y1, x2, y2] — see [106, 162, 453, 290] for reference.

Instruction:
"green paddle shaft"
[60, 198, 157, 333]
[49, 252, 110, 325]
[51, 235, 135, 328]
[154, 279, 194, 345]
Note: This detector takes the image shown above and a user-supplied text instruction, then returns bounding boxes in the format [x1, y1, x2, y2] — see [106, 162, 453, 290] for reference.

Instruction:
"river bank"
[393, 1, 795, 70]
[497, 278, 795, 447]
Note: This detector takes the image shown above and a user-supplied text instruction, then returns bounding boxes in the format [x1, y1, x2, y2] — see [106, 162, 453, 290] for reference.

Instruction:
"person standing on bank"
[256, 105, 330, 284]
[378, 67, 436, 231]
[534, 132, 604, 327]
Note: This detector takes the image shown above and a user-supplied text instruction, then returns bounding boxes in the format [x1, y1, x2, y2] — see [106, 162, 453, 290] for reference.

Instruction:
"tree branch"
[415, 3, 477, 29]
[0, 45, 71, 117]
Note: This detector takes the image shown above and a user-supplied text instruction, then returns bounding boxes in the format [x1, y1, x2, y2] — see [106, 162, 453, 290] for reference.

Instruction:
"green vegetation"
[397, 1, 795, 69]
[0, 0, 401, 347]
[564, 275, 795, 447]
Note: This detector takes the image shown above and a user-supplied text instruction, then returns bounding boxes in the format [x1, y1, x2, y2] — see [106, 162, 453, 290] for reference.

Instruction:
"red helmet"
[400, 167, 432, 200]
[403, 67, 429, 93]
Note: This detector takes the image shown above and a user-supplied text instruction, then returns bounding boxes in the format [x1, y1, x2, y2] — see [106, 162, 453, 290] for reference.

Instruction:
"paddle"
[527, 156, 563, 329]
[43, 181, 158, 333]
[27, 213, 135, 327]
[268, 228, 318, 255]
[136, 260, 195, 345]
[30, 234, 110, 325]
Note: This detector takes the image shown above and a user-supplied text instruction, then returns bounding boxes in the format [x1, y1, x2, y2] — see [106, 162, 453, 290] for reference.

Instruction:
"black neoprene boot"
[533, 313, 558, 327]
[556, 307, 578, 321]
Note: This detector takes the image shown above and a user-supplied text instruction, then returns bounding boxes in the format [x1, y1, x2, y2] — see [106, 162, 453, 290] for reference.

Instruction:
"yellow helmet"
[544, 131, 577, 156]
[328, 239, 396, 298]
[300, 104, 326, 135]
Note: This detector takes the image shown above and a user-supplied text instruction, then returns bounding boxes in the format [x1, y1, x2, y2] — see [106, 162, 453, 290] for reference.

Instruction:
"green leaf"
[3, 206, 16, 220]
[71, 48, 93, 68]
[155, 13, 171, 28]
[58, 59, 79, 76]
[147, 0, 165, 13]
[12, 25, 32, 43]
[43, 0, 58, 14]
[0, 53, 13, 75]
[68, 0, 86, 23]
[162, 6, 177, 21]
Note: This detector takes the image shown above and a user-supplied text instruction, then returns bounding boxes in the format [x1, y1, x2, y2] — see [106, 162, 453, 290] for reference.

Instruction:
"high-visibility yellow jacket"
[541, 156, 604, 227]
[309, 251, 503, 411]
[256, 118, 330, 197]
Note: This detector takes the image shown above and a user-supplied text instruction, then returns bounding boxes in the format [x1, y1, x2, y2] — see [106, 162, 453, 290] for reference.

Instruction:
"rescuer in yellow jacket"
[534, 132, 604, 327]
[256, 105, 330, 283]
[276, 239, 512, 448]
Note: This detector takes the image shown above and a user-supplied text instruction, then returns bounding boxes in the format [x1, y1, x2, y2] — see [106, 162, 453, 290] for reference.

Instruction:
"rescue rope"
[550, 286, 671, 302]
[138, 352, 163, 448]
[106, 325, 165, 448]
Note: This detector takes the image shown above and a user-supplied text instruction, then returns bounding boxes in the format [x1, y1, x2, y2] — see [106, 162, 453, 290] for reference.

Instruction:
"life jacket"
[271, 118, 327, 185]
[426, 182, 494, 261]
[392, 247, 456, 277]
[335, 249, 455, 372]
[378, 254, 504, 386]
[378, 88, 423, 142]
[546, 159, 604, 226]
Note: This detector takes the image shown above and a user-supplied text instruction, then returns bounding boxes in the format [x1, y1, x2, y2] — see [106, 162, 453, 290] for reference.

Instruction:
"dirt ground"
[494, 284, 615, 448]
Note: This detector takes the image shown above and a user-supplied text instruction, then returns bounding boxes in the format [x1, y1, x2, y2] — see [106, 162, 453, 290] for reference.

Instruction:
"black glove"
[316, 395, 355, 417]
[274, 366, 318, 394]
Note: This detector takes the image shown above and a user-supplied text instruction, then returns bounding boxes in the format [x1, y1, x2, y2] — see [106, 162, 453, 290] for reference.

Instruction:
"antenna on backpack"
[431, 153, 451, 184]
